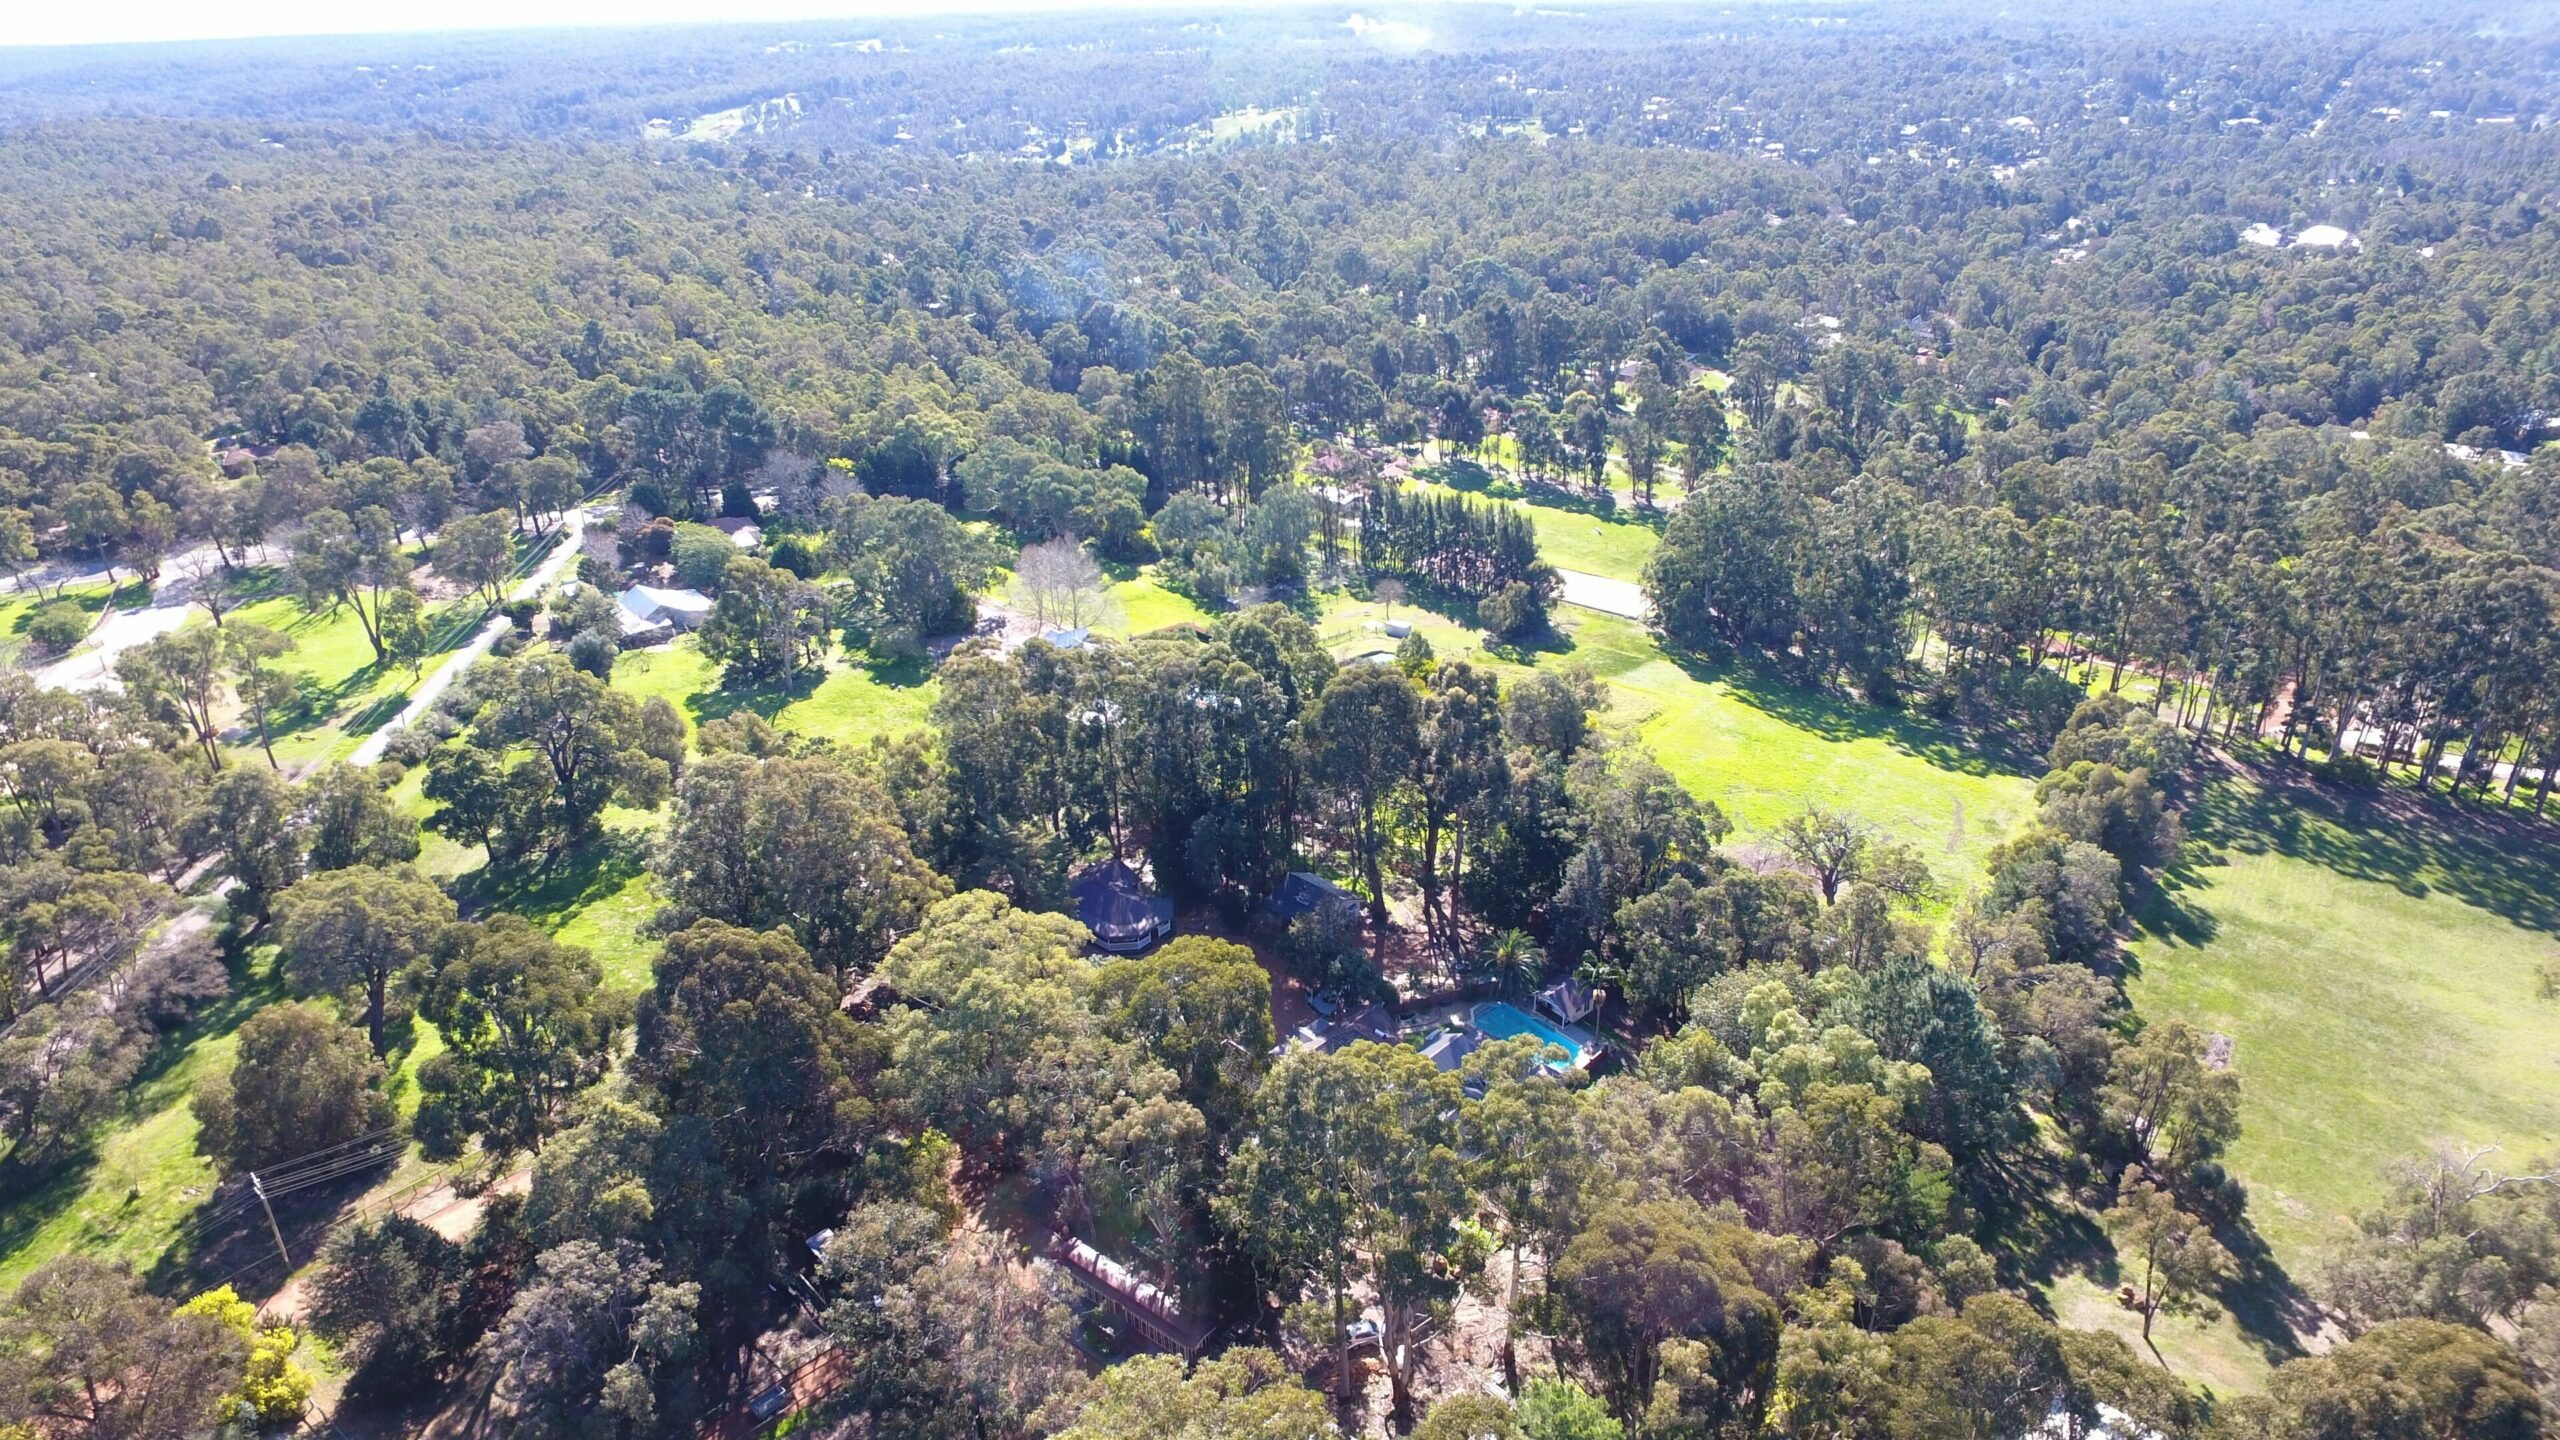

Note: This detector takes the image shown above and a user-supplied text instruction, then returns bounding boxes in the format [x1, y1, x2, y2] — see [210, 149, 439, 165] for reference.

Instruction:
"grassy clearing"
[1106, 575, 1217, 636]
[226, 587, 471, 771]
[449, 817, 663, 991]
[2045, 1272, 2271, 1396]
[1314, 596, 2037, 891]
[2128, 767, 2560, 1267]
[0, 999, 237, 1291]
[610, 639, 936, 750]
[772, 655, 936, 746]
[1406, 460, 1664, 583]
[533, 638, 951, 991]
[1570, 613, 2036, 887]
[610, 642, 722, 735]
[552, 866, 663, 992]
[1516, 504, 1659, 583]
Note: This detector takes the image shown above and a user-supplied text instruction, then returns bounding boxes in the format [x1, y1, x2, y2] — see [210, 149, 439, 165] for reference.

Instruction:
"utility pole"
[250, 1172, 292, 1274]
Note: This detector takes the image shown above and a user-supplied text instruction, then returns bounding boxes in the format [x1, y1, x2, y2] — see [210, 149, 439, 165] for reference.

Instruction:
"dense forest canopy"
[2, 3, 2559, 1439]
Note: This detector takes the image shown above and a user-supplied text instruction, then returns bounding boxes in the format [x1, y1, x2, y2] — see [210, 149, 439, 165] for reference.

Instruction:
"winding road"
[344, 511, 587, 766]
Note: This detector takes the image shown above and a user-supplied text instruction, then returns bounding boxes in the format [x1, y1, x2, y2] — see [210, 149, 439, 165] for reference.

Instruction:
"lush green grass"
[1570, 613, 2035, 887]
[0, 941, 447, 1295]
[1106, 575, 1217, 636]
[0, 996, 235, 1290]
[1517, 505, 1659, 584]
[609, 642, 722, 735]
[1314, 597, 2036, 893]
[610, 639, 935, 750]
[1403, 463, 1661, 583]
[0, 578, 151, 666]
[226, 587, 471, 771]
[555, 638, 947, 989]
[552, 866, 663, 992]
[2128, 769, 2560, 1267]
[450, 818, 663, 991]
[773, 656, 937, 746]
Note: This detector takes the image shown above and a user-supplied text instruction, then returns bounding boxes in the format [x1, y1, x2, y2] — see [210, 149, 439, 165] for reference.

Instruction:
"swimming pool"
[1469, 1002, 1595, 1071]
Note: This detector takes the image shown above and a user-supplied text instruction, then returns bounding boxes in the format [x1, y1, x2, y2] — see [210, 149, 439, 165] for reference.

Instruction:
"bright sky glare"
[0, 0, 1237, 49]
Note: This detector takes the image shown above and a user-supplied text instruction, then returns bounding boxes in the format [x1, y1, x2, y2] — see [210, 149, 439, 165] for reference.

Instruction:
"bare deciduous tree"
[1013, 536, 1114, 630]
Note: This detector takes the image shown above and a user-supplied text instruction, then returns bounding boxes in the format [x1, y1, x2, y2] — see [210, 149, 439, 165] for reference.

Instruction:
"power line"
[249, 1126, 405, 1184]
[167, 1128, 411, 1253]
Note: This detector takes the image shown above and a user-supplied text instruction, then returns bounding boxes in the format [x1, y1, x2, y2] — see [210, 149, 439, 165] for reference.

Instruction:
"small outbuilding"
[1536, 976, 1599, 1027]
[617, 585, 713, 643]
[1263, 871, 1362, 928]
[1420, 1026, 1484, 1073]
[1071, 858, 1174, 953]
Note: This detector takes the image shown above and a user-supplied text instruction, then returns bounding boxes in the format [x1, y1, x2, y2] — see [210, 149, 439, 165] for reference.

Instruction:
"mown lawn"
[1518, 504, 1660, 584]
[1314, 597, 2037, 894]
[1404, 462, 1663, 583]
[772, 656, 936, 746]
[2127, 768, 2560, 1268]
[1568, 614, 2036, 886]
[610, 639, 937, 750]
[226, 586, 473, 771]
[1106, 575, 1217, 635]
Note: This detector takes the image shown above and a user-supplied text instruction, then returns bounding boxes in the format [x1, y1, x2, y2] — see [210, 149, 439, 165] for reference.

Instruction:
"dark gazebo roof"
[1071, 859, 1172, 951]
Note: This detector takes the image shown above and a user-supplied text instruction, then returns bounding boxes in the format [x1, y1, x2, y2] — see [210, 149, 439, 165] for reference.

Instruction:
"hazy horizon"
[1, 0, 1335, 51]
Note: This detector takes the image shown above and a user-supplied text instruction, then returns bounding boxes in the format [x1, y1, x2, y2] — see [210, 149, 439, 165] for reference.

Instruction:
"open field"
[1317, 596, 2038, 892]
[1568, 613, 2035, 887]
[1519, 505, 1659, 584]
[2127, 765, 2560, 1267]
[1105, 574, 1217, 635]
[1405, 459, 1663, 582]
[612, 638, 937, 749]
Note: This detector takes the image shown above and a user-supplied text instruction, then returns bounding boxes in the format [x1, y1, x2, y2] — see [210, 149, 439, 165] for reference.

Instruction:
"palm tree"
[1483, 928, 1546, 997]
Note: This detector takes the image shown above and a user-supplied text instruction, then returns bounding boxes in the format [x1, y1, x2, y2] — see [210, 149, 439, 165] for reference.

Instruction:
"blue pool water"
[1470, 1002, 1592, 1070]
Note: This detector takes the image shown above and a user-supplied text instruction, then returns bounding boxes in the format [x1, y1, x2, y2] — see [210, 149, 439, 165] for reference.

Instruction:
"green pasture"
[225, 586, 473, 771]
[2128, 770, 2560, 1267]
[1403, 460, 1662, 582]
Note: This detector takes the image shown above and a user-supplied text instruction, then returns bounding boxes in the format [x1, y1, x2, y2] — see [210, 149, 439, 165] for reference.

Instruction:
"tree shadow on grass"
[6, 578, 153, 629]
[862, 655, 934, 690]
[1971, 1138, 2314, 1365]
[0, 939, 285, 1288]
[2137, 752, 2560, 943]
[1661, 648, 2039, 782]
[143, 1151, 397, 1299]
[1972, 1146, 2112, 1309]
[450, 830, 651, 929]
[2215, 1210, 2319, 1367]
[683, 652, 937, 729]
